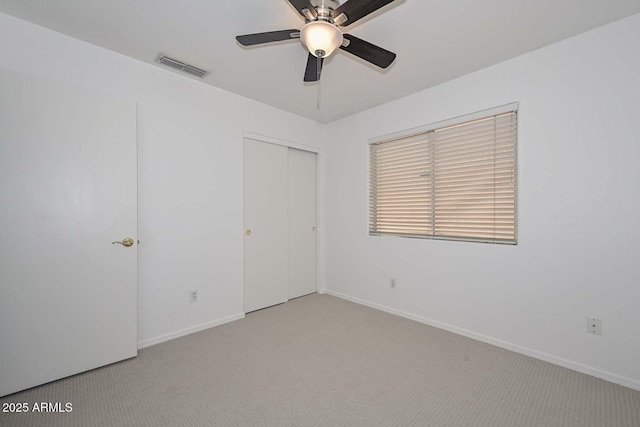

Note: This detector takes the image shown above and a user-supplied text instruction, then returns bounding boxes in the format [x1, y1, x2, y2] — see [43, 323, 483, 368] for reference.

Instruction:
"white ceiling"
[1, 0, 639, 123]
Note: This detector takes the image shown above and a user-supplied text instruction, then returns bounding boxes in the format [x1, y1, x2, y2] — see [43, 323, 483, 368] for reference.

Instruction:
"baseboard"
[325, 290, 640, 392]
[137, 313, 245, 349]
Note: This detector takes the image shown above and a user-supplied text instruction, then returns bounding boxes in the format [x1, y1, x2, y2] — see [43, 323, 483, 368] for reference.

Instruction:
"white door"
[288, 148, 317, 299]
[243, 139, 289, 313]
[0, 69, 138, 397]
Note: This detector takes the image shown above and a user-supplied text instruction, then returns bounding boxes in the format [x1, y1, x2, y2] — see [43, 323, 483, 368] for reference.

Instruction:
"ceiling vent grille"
[155, 54, 209, 79]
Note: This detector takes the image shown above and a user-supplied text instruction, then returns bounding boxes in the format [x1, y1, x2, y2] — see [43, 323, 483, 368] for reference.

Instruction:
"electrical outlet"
[587, 317, 602, 335]
[390, 279, 396, 289]
[190, 289, 199, 303]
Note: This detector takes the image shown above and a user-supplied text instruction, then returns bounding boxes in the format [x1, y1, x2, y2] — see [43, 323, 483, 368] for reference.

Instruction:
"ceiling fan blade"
[333, 0, 396, 26]
[288, 0, 318, 20]
[236, 29, 300, 46]
[340, 33, 396, 68]
[304, 53, 324, 82]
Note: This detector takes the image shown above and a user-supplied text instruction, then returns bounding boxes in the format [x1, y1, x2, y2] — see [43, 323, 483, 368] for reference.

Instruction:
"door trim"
[243, 131, 321, 154]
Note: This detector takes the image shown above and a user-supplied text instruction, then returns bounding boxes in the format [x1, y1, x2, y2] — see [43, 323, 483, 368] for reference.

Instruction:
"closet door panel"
[243, 139, 288, 312]
[288, 148, 317, 299]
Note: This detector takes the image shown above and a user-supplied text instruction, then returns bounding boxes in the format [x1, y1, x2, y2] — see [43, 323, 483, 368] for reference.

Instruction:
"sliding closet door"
[288, 148, 317, 299]
[243, 139, 289, 313]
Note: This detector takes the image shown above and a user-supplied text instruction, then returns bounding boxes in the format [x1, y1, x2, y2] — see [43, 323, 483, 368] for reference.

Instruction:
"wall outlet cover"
[587, 317, 602, 335]
[190, 290, 199, 303]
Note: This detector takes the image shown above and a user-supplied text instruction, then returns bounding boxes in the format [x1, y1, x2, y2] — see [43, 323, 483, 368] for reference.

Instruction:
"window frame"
[368, 103, 518, 245]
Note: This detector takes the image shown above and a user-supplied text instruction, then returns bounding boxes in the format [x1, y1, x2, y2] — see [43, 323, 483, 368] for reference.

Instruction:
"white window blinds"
[369, 110, 517, 244]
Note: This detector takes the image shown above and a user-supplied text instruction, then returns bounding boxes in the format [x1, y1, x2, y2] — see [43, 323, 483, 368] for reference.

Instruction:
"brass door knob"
[245, 230, 252, 236]
[312, 227, 317, 232]
[112, 238, 135, 247]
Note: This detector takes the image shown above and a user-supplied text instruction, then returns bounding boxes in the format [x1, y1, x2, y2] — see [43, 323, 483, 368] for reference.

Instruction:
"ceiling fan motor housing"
[309, 0, 342, 23]
[310, 1, 341, 13]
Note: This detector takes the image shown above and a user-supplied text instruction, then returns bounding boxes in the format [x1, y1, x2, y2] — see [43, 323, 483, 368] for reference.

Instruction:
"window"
[369, 106, 517, 244]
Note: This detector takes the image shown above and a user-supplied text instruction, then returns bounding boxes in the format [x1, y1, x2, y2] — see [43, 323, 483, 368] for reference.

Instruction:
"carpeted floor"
[1, 293, 639, 426]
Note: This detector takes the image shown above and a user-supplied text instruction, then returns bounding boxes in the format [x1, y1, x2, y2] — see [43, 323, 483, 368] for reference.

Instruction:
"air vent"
[155, 54, 209, 79]
[183, 65, 208, 79]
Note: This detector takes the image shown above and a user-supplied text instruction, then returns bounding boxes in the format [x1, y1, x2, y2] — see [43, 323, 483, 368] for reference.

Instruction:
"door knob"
[245, 230, 252, 236]
[112, 237, 135, 247]
[312, 226, 317, 232]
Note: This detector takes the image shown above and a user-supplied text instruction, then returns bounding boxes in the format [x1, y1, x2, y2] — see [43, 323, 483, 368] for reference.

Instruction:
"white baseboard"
[137, 313, 245, 349]
[325, 290, 640, 392]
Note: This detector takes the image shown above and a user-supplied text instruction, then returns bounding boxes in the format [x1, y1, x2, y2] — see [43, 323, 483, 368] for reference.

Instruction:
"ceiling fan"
[236, 0, 398, 82]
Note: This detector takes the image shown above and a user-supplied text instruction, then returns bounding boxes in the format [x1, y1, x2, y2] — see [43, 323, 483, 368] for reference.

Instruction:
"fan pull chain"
[316, 56, 322, 110]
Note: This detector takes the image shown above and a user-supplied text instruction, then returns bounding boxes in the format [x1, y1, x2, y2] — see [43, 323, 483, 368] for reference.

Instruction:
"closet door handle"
[112, 237, 135, 247]
[245, 229, 252, 236]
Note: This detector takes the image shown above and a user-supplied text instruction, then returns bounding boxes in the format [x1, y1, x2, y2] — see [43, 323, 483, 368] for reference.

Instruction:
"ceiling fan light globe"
[301, 21, 343, 58]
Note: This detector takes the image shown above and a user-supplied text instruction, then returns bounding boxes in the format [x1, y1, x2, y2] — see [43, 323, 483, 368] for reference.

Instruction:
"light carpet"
[1, 294, 639, 426]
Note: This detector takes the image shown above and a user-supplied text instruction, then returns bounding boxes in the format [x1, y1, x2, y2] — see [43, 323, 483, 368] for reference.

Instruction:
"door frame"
[242, 131, 325, 305]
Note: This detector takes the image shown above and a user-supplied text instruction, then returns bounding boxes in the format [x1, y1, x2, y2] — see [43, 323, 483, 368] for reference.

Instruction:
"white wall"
[0, 12, 326, 347]
[325, 13, 640, 389]
[2, 8, 639, 391]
